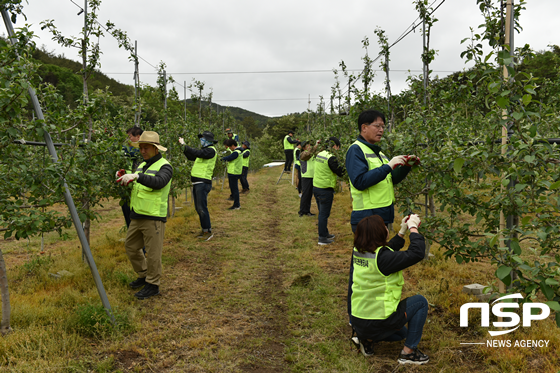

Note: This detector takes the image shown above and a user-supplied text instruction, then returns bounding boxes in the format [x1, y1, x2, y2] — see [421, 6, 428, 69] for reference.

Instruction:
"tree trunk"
[0, 248, 12, 335]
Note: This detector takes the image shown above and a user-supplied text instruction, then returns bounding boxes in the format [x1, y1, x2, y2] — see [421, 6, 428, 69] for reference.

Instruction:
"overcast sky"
[12, 0, 560, 117]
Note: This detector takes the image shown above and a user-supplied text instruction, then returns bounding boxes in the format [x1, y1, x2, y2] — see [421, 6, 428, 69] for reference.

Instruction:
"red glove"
[116, 173, 138, 186]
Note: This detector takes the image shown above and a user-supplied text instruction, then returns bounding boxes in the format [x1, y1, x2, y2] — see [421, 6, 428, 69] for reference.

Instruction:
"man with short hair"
[225, 128, 239, 142]
[298, 140, 317, 217]
[117, 131, 173, 300]
[283, 130, 298, 172]
[222, 139, 243, 210]
[240, 141, 251, 193]
[313, 137, 345, 245]
[179, 131, 218, 241]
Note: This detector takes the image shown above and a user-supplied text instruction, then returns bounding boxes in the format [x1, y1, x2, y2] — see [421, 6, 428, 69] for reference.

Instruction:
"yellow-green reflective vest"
[347, 141, 395, 211]
[227, 149, 243, 175]
[351, 246, 404, 320]
[191, 146, 217, 181]
[130, 158, 172, 218]
[313, 150, 337, 189]
[301, 156, 315, 178]
[293, 148, 301, 167]
[242, 149, 250, 167]
[283, 135, 295, 150]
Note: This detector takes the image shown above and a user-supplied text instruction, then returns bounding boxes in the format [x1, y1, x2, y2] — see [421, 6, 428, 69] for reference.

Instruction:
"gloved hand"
[407, 214, 421, 230]
[115, 169, 126, 179]
[388, 155, 406, 169]
[178, 137, 185, 145]
[116, 173, 139, 186]
[405, 155, 421, 166]
[399, 215, 409, 235]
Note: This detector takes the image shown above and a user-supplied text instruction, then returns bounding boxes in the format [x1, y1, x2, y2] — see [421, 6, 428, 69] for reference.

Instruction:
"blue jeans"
[313, 187, 333, 238]
[382, 295, 428, 349]
[228, 173, 241, 207]
[193, 182, 212, 231]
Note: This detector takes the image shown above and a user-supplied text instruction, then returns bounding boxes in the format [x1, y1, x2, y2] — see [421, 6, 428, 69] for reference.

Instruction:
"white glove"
[178, 137, 185, 145]
[407, 214, 421, 230]
[116, 173, 139, 186]
[387, 155, 406, 169]
[399, 216, 409, 235]
[115, 169, 126, 179]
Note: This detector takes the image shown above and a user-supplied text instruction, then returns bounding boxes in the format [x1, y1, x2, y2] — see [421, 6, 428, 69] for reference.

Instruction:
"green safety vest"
[313, 150, 337, 189]
[301, 155, 315, 178]
[293, 148, 301, 167]
[191, 146, 217, 181]
[347, 141, 395, 211]
[351, 246, 404, 320]
[130, 157, 172, 218]
[227, 149, 243, 175]
[283, 135, 295, 150]
[242, 149, 250, 168]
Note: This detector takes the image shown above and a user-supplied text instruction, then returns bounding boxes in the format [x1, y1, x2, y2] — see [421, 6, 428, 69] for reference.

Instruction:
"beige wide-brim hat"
[132, 131, 167, 152]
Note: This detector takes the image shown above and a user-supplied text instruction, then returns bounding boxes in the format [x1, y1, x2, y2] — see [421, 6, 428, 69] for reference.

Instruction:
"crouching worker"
[116, 131, 173, 300]
[350, 214, 429, 365]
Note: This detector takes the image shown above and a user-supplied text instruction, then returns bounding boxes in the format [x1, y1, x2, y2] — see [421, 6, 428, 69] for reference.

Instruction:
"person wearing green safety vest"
[222, 139, 243, 210]
[225, 128, 239, 142]
[240, 141, 251, 194]
[293, 141, 302, 195]
[298, 140, 318, 217]
[345, 109, 420, 330]
[350, 214, 429, 365]
[313, 137, 345, 245]
[283, 130, 298, 172]
[116, 131, 173, 300]
[179, 131, 218, 241]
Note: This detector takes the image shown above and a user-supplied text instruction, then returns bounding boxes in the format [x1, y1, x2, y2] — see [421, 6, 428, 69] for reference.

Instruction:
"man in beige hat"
[116, 131, 173, 299]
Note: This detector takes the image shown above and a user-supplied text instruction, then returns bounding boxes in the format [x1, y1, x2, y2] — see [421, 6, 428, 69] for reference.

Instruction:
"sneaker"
[134, 283, 160, 300]
[305, 213, 316, 217]
[350, 328, 359, 349]
[198, 231, 214, 241]
[318, 237, 334, 245]
[228, 206, 241, 210]
[227, 197, 234, 201]
[298, 193, 302, 198]
[327, 233, 336, 239]
[298, 213, 304, 217]
[129, 277, 147, 289]
[398, 348, 429, 365]
[242, 189, 250, 194]
[359, 338, 375, 357]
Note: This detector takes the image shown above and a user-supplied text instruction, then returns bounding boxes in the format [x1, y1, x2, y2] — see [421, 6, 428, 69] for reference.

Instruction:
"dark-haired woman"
[350, 214, 429, 365]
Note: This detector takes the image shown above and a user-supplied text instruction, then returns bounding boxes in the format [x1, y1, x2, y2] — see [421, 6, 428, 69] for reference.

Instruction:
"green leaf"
[515, 183, 527, 192]
[456, 256, 463, 264]
[524, 155, 535, 163]
[522, 94, 532, 106]
[550, 180, 560, 190]
[511, 111, 523, 120]
[545, 278, 559, 286]
[540, 282, 555, 300]
[501, 178, 510, 187]
[529, 125, 537, 138]
[521, 216, 531, 225]
[556, 312, 560, 328]
[510, 241, 521, 255]
[496, 265, 512, 280]
[496, 96, 509, 109]
[453, 158, 465, 174]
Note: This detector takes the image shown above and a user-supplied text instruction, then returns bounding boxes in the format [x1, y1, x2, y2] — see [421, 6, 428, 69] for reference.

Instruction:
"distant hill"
[185, 99, 271, 128]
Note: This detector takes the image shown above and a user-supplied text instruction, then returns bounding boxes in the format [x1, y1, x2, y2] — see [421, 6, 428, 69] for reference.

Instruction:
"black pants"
[295, 165, 302, 193]
[228, 173, 241, 207]
[240, 166, 249, 190]
[299, 177, 314, 215]
[284, 149, 293, 171]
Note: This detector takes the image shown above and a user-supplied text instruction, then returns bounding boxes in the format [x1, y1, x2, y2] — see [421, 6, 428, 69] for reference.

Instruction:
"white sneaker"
[299, 193, 302, 198]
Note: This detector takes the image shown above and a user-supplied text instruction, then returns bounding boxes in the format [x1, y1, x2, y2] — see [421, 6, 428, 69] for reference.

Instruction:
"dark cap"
[328, 136, 341, 147]
[198, 131, 218, 143]
[288, 130, 294, 135]
[242, 141, 250, 148]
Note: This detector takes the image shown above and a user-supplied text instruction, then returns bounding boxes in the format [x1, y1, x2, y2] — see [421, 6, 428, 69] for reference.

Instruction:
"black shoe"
[227, 197, 234, 201]
[398, 348, 429, 365]
[298, 213, 304, 217]
[318, 237, 334, 245]
[358, 338, 374, 357]
[134, 283, 160, 300]
[228, 206, 240, 210]
[305, 213, 316, 216]
[327, 233, 336, 239]
[129, 277, 147, 289]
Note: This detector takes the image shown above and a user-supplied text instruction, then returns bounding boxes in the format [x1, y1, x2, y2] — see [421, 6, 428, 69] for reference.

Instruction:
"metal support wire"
[1, 8, 115, 323]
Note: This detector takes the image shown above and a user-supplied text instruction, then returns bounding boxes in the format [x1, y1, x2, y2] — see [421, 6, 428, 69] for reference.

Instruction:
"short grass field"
[0, 166, 559, 372]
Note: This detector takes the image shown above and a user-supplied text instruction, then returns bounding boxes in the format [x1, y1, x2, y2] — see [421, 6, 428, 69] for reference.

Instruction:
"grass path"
[1, 166, 559, 372]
